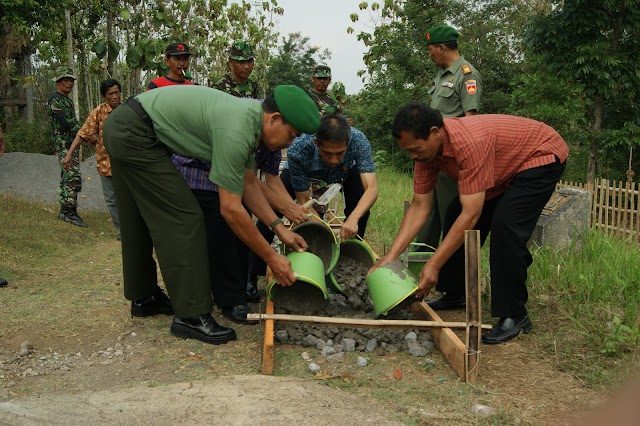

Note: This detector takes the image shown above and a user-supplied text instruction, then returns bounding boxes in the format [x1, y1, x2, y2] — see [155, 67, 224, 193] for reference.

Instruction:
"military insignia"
[426, 32, 431, 41]
[442, 82, 454, 88]
[462, 64, 472, 75]
[465, 79, 477, 95]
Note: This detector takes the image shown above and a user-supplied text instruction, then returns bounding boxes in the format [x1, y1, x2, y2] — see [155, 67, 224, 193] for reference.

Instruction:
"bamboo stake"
[246, 313, 492, 330]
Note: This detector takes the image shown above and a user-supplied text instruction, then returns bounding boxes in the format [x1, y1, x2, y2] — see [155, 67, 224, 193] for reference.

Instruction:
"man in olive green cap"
[309, 64, 342, 116]
[103, 84, 319, 345]
[419, 24, 483, 311]
[214, 39, 258, 98]
[47, 66, 87, 227]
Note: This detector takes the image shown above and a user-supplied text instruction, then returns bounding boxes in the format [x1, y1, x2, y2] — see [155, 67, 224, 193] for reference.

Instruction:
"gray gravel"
[0, 152, 108, 212]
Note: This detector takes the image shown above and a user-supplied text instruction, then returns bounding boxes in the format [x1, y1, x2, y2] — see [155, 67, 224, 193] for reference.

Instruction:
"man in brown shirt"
[64, 79, 122, 239]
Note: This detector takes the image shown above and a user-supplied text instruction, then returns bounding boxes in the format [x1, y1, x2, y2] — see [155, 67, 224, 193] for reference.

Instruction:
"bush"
[4, 120, 53, 154]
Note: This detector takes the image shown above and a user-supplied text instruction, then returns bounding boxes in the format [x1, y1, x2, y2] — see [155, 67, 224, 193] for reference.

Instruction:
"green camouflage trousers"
[55, 143, 82, 207]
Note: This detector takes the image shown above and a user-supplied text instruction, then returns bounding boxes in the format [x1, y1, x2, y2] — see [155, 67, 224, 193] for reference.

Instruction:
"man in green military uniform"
[309, 65, 342, 116]
[47, 67, 87, 227]
[103, 84, 319, 345]
[416, 25, 483, 311]
[214, 39, 259, 98]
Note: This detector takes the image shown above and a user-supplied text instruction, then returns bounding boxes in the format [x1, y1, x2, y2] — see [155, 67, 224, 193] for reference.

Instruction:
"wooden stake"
[465, 230, 481, 384]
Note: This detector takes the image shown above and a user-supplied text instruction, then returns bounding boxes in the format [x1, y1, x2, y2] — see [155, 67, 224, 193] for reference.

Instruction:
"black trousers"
[192, 189, 249, 308]
[248, 167, 370, 276]
[436, 158, 566, 318]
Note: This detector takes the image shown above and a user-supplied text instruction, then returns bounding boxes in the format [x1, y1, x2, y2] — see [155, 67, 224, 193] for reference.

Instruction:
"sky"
[274, 0, 369, 94]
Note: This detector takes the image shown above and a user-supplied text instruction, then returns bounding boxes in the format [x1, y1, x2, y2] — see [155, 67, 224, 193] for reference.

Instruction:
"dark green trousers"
[103, 103, 213, 318]
[415, 172, 459, 250]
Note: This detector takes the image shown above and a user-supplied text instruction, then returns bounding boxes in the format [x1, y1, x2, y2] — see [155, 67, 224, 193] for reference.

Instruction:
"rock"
[303, 334, 318, 347]
[409, 347, 427, 357]
[420, 340, 435, 351]
[301, 352, 311, 361]
[423, 358, 437, 369]
[19, 341, 33, 357]
[326, 353, 345, 363]
[309, 363, 321, 374]
[275, 330, 289, 342]
[316, 339, 326, 350]
[404, 332, 417, 342]
[326, 339, 334, 347]
[321, 346, 337, 358]
[365, 339, 377, 352]
[356, 356, 368, 367]
[341, 338, 356, 352]
[385, 345, 399, 353]
[333, 344, 343, 353]
[471, 404, 498, 416]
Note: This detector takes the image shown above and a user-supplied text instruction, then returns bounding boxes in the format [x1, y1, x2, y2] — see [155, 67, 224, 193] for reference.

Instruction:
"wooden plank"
[247, 312, 492, 330]
[604, 179, 611, 237]
[616, 180, 623, 238]
[261, 299, 275, 375]
[410, 301, 467, 381]
[464, 230, 481, 384]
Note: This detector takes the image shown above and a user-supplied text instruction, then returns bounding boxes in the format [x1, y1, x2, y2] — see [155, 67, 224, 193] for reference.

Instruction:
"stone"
[529, 187, 591, 251]
[303, 334, 318, 347]
[471, 404, 498, 416]
[301, 352, 311, 361]
[316, 339, 326, 350]
[409, 346, 427, 357]
[275, 330, 289, 342]
[365, 339, 377, 352]
[326, 353, 345, 363]
[404, 332, 417, 342]
[321, 346, 337, 358]
[356, 356, 368, 367]
[420, 341, 435, 351]
[423, 358, 437, 369]
[309, 363, 321, 374]
[340, 338, 356, 352]
[333, 344, 343, 353]
[19, 341, 33, 357]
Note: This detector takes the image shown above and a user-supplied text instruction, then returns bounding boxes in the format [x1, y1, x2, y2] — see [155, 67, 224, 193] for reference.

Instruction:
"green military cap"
[313, 65, 331, 78]
[52, 66, 76, 82]
[424, 25, 459, 44]
[229, 40, 254, 60]
[273, 85, 320, 134]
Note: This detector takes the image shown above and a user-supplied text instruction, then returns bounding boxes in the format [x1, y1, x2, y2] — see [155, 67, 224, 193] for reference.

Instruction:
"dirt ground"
[0, 153, 614, 425]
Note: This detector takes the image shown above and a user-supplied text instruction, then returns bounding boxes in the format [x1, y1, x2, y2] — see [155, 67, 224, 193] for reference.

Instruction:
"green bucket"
[405, 251, 434, 278]
[267, 251, 328, 313]
[366, 259, 418, 318]
[327, 238, 377, 293]
[284, 221, 339, 275]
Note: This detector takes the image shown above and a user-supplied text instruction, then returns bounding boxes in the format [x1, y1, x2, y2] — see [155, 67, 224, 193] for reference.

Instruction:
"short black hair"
[391, 102, 443, 140]
[433, 40, 458, 50]
[316, 113, 350, 144]
[100, 79, 121, 96]
[262, 94, 279, 113]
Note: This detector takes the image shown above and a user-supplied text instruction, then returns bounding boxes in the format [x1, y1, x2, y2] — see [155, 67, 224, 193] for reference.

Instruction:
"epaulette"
[462, 64, 472, 75]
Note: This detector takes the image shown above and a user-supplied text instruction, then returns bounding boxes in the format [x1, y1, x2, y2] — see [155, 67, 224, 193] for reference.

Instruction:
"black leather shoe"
[170, 314, 237, 345]
[131, 290, 174, 317]
[426, 294, 466, 310]
[246, 274, 261, 304]
[482, 316, 532, 344]
[221, 304, 255, 325]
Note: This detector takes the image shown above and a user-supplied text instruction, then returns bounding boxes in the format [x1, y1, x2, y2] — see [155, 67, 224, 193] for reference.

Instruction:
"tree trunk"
[15, 50, 34, 123]
[587, 95, 604, 183]
[65, 9, 80, 121]
[107, 11, 114, 77]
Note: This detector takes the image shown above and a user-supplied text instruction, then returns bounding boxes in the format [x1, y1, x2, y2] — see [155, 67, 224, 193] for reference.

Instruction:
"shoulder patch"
[462, 64, 472, 75]
[465, 79, 477, 95]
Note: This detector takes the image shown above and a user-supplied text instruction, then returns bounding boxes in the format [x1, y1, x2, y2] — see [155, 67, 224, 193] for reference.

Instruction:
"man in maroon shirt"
[375, 102, 568, 344]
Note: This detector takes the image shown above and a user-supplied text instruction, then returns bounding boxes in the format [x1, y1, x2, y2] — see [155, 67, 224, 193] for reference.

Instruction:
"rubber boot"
[58, 205, 88, 228]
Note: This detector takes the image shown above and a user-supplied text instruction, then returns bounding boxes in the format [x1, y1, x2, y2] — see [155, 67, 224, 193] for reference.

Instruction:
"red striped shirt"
[414, 115, 569, 200]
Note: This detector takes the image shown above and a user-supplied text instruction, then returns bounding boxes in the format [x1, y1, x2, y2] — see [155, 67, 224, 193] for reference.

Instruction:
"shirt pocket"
[437, 87, 455, 99]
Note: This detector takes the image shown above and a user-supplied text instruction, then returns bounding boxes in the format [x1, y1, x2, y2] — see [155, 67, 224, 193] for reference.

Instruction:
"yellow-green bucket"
[327, 238, 377, 294]
[366, 259, 418, 318]
[267, 251, 328, 313]
[405, 251, 434, 278]
[284, 220, 339, 275]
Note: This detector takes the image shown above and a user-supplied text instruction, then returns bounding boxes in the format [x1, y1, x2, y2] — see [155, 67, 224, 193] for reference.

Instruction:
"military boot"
[58, 205, 88, 228]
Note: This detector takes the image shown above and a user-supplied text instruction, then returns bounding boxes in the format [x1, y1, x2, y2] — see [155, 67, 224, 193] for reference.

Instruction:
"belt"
[126, 97, 154, 130]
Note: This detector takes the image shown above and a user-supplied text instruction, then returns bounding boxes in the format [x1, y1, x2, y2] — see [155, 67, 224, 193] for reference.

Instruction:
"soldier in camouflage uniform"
[214, 39, 259, 98]
[47, 67, 86, 227]
[309, 65, 342, 116]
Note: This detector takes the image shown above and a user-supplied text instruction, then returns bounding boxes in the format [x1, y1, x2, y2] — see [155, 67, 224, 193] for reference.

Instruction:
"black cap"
[165, 42, 193, 57]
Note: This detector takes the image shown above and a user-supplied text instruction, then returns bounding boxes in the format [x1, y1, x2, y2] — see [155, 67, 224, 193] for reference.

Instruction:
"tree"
[266, 32, 330, 91]
[526, 0, 640, 182]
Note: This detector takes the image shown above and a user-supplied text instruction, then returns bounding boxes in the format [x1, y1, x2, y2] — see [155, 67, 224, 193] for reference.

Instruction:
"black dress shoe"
[170, 314, 237, 345]
[221, 304, 255, 325]
[426, 294, 466, 310]
[131, 289, 174, 317]
[246, 274, 261, 304]
[482, 316, 532, 344]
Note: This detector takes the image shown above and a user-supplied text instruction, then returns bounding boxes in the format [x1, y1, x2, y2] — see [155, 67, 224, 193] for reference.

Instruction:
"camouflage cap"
[52, 67, 76, 82]
[313, 65, 331, 78]
[425, 25, 459, 44]
[229, 40, 254, 61]
[165, 42, 193, 56]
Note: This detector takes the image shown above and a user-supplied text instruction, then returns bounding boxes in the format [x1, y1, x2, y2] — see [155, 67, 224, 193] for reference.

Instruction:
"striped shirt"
[414, 115, 569, 200]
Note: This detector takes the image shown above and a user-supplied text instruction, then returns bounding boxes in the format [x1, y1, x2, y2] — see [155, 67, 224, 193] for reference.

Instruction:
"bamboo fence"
[557, 179, 640, 242]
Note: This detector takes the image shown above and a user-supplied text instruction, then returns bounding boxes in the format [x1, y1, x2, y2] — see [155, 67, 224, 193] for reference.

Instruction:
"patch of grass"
[527, 230, 640, 385]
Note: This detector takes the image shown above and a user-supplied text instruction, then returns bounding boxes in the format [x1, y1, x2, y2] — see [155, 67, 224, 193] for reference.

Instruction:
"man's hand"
[266, 253, 297, 286]
[62, 153, 72, 170]
[282, 203, 310, 226]
[276, 227, 308, 252]
[415, 261, 439, 298]
[339, 218, 359, 241]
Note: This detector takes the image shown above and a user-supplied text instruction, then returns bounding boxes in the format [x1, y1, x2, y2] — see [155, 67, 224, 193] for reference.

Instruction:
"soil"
[0, 153, 610, 425]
